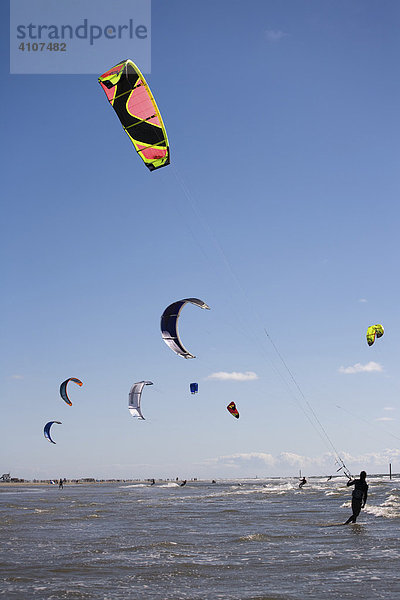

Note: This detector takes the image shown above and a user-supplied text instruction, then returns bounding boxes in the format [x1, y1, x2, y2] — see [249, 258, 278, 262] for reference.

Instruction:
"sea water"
[1, 477, 399, 599]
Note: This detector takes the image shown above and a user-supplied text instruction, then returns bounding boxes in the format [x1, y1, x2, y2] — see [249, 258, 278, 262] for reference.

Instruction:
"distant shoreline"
[0, 479, 158, 487]
[0, 473, 398, 487]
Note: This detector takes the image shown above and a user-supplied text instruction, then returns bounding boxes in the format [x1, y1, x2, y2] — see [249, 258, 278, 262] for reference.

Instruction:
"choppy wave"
[1, 478, 400, 599]
[365, 492, 400, 519]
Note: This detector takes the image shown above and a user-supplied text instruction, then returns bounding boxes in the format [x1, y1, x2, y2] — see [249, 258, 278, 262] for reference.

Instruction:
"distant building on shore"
[0, 474, 25, 483]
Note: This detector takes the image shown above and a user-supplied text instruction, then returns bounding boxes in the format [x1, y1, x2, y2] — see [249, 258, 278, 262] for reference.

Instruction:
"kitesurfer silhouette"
[58, 478, 63, 489]
[344, 471, 368, 524]
[299, 477, 307, 488]
[180, 480, 187, 487]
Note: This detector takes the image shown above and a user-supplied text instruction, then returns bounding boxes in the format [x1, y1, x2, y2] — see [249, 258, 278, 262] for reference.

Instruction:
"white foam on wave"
[262, 482, 297, 494]
[159, 482, 180, 488]
[119, 484, 148, 489]
[365, 495, 400, 519]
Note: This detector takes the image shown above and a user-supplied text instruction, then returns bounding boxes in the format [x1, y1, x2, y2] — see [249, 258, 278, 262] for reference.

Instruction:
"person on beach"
[344, 471, 368, 524]
[299, 477, 307, 488]
[58, 478, 63, 489]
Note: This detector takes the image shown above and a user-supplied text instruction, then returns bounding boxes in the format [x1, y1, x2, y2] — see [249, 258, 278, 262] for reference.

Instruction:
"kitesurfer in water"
[344, 471, 368, 524]
[299, 477, 307, 488]
[180, 480, 187, 487]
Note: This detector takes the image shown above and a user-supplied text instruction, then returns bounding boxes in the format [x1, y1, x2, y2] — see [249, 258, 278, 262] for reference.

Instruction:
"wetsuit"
[345, 478, 368, 524]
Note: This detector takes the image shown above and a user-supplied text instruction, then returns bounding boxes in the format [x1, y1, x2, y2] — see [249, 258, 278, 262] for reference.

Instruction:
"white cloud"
[341, 449, 400, 467]
[338, 361, 383, 374]
[384, 407, 395, 411]
[265, 29, 288, 43]
[359, 298, 367, 303]
[204, 451, 333, 472]
[203, 452, 276, 469]
[278, 452, 307, 467]
[200, 448, 400, 477]
[207, 371, 258, 382]
[376, 417, 395, 422]
[11, 374, 23, 380]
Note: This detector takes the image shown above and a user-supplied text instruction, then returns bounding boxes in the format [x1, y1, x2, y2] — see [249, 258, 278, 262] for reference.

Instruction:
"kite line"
[172, 162, 353, 478]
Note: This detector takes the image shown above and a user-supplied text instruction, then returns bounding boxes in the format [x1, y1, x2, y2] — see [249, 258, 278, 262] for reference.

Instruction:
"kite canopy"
[98, 59, 170, 171]
[44, 421, 62, 444]
[128, 381, 153, 420]
[161, 298, 210, 359]
[60, 378, 83, 406]
[190, 383, 199, 394]
[366, 324, 384, 346]
[227, 402, 239, 419]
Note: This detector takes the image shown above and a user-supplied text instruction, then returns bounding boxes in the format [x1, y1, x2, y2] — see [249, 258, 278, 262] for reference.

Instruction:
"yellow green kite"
[98, 59, 170, 171]
[366, 324, 384, 346]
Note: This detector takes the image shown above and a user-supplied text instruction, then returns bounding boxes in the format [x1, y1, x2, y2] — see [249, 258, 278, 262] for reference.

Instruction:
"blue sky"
[1, 0, 400, 480]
